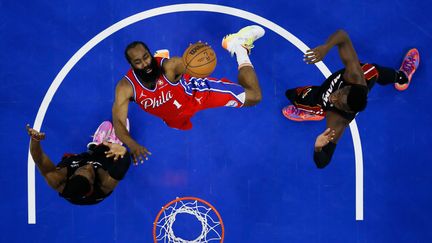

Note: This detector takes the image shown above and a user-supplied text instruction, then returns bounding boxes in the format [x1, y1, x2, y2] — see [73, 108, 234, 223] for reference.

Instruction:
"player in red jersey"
[112, 25, 265, 164]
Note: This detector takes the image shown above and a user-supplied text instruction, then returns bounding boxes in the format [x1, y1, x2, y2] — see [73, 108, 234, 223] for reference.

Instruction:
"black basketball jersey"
[285, 63, 379, 121]
[57, 145, 113, 205]
[319, 63, 378, 120]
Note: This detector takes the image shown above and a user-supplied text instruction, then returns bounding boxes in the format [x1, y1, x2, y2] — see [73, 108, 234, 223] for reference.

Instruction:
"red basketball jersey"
[124, 57, 198, 125]
[124, 57, 245, 130]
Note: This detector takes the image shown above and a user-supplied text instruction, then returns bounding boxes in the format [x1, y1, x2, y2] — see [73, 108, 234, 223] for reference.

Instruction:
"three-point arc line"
[27, 3, 363, 224]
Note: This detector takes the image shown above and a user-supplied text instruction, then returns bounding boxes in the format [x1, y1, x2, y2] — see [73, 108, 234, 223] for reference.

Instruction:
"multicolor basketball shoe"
[282, 105, 325, 122]
[106, 118, 129, 145]
[222, 25, 265, 55]
[87, 121, 112, 148]
[395, 48, 420, 91]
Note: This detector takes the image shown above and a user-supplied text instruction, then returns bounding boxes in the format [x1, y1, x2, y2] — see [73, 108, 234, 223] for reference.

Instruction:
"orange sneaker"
[395, 48, 420, 91]
[282, 105, 325, 122]
[154, 49, 170, 58]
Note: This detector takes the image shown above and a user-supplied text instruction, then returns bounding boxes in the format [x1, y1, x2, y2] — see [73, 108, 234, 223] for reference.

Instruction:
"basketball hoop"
[153, 197, 224, 243]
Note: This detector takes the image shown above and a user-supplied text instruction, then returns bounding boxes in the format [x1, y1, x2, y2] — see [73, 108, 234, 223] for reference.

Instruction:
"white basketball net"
[155, 199, 223, 243]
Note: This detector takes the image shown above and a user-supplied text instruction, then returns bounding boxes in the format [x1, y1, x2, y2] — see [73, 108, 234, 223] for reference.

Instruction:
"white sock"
[233, 45, 253, 69]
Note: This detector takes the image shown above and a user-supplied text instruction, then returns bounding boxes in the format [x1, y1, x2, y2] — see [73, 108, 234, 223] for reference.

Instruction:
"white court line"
[350, 121, 364, 220]
[28, 3, 363, 224]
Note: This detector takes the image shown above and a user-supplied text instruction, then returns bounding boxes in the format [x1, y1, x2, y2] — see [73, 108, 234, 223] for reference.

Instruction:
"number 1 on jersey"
[173, 100, 182, 109]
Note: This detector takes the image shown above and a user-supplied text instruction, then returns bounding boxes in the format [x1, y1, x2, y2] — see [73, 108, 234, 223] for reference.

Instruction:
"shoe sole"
[282, 109, 324, 122]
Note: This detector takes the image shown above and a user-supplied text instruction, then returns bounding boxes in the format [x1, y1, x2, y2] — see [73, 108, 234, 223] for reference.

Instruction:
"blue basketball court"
[1, 1, 431, 242]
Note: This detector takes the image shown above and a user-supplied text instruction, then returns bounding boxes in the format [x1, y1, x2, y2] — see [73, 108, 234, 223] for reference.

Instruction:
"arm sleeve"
[313, 142, 336, 169]
[107, 152, 131, 180]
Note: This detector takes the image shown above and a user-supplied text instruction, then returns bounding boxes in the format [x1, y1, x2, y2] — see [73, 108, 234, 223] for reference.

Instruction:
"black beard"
[133, 57, 160, 84]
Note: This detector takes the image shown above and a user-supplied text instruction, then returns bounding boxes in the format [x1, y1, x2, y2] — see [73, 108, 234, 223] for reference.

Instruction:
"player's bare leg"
[237, 66, 261, 106]
[222, 25, 265, 106]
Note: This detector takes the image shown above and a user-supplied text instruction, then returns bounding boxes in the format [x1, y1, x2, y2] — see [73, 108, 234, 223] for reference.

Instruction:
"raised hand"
[103, 142, 127, 161]
[303, 45, 330, 64]
[26, 124, 46, 141]
[314, 128, 336, 150]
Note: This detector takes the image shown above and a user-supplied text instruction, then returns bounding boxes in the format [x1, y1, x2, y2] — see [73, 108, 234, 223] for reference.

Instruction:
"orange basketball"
[182, 42, 217, 78]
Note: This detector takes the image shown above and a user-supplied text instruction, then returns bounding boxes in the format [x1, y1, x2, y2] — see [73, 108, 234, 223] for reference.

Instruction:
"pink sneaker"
[107, 118, 129, 145]
[282, 105, 325, 122]
[395, 48, 420, 91]
[87, 121, 112, 148]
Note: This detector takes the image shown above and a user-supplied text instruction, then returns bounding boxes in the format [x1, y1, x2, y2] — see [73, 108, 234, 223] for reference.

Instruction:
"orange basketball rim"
[153, 196, 225, 243]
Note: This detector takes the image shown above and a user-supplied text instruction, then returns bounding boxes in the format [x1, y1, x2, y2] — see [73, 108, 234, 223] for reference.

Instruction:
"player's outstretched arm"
[313, 112, 350, 169]
[112, 78, 135, 146]
[305, 30, 355, 63]
[26, 124, 64, 191]
[112, 78, 151, 165]
[163, 57, 186, 83]
[304, 30, 365, 85]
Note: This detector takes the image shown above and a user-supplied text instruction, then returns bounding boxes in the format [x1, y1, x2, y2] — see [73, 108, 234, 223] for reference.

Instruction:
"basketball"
[182, 42, 217, 78]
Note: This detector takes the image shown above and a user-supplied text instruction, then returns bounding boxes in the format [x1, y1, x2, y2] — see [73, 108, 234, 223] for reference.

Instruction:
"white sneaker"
[221, 25, 265, 56]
